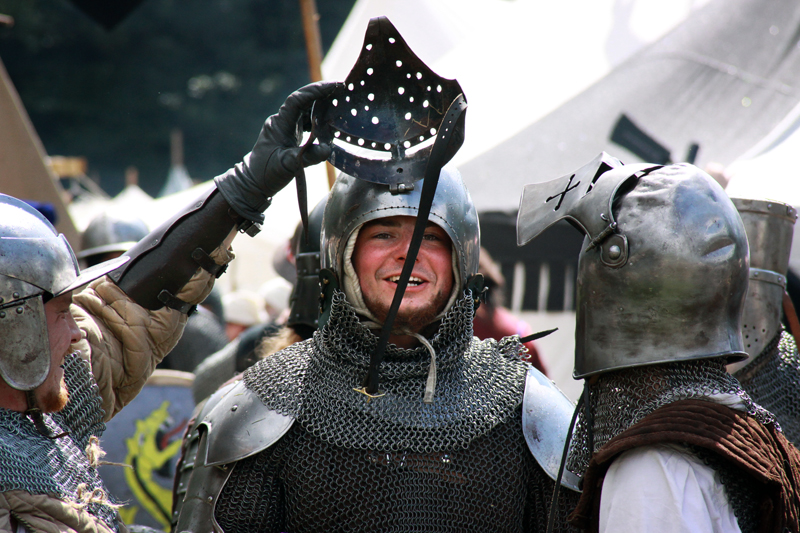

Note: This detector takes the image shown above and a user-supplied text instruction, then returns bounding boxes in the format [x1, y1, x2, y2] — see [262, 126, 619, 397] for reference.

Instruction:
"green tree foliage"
[0, 0, 354, 196]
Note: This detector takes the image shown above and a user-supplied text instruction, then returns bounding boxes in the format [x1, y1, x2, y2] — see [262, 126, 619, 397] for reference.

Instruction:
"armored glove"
[215, 81, 337, 224]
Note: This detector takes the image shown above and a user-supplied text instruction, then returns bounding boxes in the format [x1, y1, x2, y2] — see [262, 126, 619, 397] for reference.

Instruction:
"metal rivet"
[231, 405, 238, 412]
[320, 292, 325, 299]
[754, 271, 759, 277]
[607, 245, 621, 259]
[0, 312, 5, 319]
[323, 278, 330, 285]
[0, 297, 4, 304]
[12, 292, 19, 299]
[16, 307, 23, 314]
[207, 496, 213, 502]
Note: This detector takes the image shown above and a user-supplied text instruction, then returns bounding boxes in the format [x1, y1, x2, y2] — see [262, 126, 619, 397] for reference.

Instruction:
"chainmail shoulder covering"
[566, 358, 776, 477]
[0, 352, 118, 530]
[243, 289, 529, 453]
[735, 328, 800, 445]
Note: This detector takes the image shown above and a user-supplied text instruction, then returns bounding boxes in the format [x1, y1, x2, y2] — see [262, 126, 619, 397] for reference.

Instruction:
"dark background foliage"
[0, 0, 355, 196]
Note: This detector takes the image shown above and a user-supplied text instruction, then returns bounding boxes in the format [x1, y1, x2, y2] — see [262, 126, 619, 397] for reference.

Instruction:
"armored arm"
[107, 81, 337, 313]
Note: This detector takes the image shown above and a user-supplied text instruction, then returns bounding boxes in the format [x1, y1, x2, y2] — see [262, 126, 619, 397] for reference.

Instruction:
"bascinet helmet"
[517, 154, 749, 379]
[0, 194, 128, 390]
[313, 15, 469, 394]
[731, 197, 796, 364]
[321, 165, 480, 298]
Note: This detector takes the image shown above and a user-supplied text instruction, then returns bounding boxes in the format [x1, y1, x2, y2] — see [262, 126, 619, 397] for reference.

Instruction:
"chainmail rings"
[243, 290, 529, 453]
[0, 353, 118, 530]
[735, 328, 800, 445]
[566, 358, 776, 476]
[216, 405, 581, 533]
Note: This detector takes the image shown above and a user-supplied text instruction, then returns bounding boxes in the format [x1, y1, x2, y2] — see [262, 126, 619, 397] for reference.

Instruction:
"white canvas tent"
[319, 0, 710, 170]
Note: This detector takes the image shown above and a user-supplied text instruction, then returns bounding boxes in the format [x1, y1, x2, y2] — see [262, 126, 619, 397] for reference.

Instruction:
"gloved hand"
[215, 81, 338, 224]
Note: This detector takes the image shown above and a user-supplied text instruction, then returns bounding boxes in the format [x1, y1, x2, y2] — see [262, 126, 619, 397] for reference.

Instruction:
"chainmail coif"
[0, 352, 119, 530]
[216, 290, 581, 532]
[735, 328, 800, 445]
[243, 289, 528, 453]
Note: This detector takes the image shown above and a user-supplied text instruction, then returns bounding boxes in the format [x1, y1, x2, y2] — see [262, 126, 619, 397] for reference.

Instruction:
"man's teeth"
[389, 276, 423, 285]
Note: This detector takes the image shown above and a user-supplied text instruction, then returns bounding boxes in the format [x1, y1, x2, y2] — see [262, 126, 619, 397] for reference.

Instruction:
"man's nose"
[395, 233, 417, 262]
[67, 312, 82, 345]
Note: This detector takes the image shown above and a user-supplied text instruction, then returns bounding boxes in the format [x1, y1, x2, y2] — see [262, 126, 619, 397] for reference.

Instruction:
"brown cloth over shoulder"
[568, 399, 800, 533]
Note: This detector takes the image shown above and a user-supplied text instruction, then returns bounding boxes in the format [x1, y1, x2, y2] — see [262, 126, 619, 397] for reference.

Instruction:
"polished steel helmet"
[321, 165, 480, 290]
[518, 155, 749, 378]
[77, 211, 149, 265]
[0, 194, 128, 390]
[731, 198, 796, 364]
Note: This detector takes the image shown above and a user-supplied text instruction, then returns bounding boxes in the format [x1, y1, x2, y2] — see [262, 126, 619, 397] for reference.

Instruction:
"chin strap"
[362, 94, 468, 397]
[24, 390, 68, 440]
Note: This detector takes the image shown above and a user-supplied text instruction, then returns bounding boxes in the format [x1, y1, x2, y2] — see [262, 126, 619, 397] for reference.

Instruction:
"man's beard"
[36, 376, 69, 413]
[364, 286, 450, 334]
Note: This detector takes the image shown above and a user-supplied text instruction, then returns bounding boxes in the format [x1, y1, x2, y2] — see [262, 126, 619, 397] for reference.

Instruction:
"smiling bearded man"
[349, 216, 455, 341]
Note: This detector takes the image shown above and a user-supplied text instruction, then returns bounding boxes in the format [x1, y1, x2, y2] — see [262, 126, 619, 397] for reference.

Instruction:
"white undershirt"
[598, 393, 747, 533]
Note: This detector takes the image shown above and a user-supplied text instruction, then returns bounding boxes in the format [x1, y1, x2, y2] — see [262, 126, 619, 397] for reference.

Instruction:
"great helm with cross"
[517, 153, 749, 378]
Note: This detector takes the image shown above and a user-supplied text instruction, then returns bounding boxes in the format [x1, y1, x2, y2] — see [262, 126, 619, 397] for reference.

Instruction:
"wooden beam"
[299, 0, 337, 189]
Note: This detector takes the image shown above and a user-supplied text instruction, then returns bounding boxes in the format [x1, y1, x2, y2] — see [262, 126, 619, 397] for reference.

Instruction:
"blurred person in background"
[77, 212, 149, 268]
[258, 276, 293, 324]
[221, 290, 267, 341]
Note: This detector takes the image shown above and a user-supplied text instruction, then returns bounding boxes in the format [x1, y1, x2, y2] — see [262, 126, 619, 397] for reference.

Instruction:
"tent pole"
[299, 0, 337, 189]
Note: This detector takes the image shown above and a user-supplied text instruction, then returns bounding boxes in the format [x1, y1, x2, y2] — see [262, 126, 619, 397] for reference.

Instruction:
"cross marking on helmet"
[546, 174, 579, 211]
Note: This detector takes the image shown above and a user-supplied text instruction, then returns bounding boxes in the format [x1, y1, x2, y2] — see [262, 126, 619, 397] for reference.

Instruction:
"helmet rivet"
[231, 405, 238, 412]
[607, 245, 622, 259]
[0, 297, 4, 304]
[16, 307, 23, 314]
[12, 292, 19, 299]
[0, 311, 5, 319]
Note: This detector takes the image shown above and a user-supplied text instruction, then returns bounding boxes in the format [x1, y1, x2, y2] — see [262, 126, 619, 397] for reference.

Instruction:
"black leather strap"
[191, 248, 228, 279]
[363, 94, 468, 395]
[158, 290, 198, 315]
